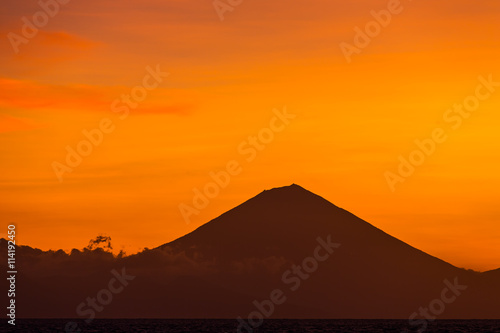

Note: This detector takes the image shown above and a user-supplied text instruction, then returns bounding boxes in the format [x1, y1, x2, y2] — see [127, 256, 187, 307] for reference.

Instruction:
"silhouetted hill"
[2, 185, 499, 321]
[485, 268, 500, 275]
[161, 184, 457, 269]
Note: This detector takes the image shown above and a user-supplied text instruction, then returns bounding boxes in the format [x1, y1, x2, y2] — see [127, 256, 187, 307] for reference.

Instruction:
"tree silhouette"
[85, 234, 113, 252]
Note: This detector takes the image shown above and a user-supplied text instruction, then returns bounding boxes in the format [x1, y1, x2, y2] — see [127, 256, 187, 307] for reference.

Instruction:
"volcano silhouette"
[4, 184, 500, 319]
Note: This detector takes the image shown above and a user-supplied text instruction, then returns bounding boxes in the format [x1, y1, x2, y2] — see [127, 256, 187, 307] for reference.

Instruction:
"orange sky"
[1, 0, 499, 271]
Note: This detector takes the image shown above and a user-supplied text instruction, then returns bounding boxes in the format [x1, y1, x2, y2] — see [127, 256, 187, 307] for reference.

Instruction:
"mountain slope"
[3, 184, 499, 320]
[151, 184, 475, 318]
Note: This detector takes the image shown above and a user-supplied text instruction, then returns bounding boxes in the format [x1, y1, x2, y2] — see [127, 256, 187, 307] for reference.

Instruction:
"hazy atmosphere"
[1, 0, 500, 273]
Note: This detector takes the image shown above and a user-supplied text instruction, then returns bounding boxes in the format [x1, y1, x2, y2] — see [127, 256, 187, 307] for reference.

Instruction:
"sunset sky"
[1, 0, 499, 271]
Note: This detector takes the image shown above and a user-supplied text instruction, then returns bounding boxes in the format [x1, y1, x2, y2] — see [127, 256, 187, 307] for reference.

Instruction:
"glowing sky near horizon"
[1, 0, 499, 271]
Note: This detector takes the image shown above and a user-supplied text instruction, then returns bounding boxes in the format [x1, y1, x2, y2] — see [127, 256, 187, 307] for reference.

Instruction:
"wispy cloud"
[0, 77, 195, 115]
[0, 113, 40, 133]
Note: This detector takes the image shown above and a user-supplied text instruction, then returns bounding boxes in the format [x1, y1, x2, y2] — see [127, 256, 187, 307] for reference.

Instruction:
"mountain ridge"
[2, 184, 499, 319]
[159, 184, 459, 272]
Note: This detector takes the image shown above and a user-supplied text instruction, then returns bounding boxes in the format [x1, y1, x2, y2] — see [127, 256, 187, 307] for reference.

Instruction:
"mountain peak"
[164, 184, 350, 258]
[258, 183, 324, 198]
[260, 183, 310, 195]
[264, 183, 307, 191]
[251, 183, 338, 211]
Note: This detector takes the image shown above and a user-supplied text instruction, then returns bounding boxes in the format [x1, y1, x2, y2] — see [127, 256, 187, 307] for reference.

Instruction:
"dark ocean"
[4, 319, 500, 333]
